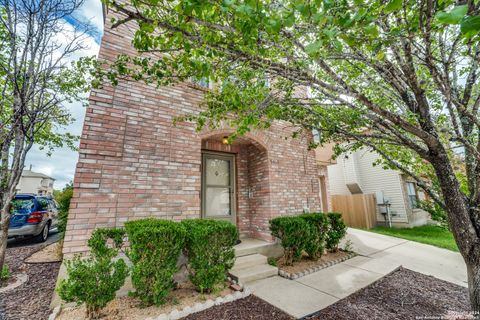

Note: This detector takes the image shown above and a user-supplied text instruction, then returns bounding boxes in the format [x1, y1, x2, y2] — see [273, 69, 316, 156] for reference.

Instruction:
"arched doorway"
[201, 133, 271, 239]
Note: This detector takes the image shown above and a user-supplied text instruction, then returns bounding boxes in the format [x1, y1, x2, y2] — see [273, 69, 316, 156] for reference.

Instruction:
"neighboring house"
[62, 11, 328, 255]
[325, 147, 430, 227]
[16, 168, 55, 196]
[314, 141, 337, 213]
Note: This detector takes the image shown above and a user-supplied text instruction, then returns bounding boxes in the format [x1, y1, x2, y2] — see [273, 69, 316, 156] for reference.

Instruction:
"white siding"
[343, 152, 363, 187]
[355, 150, 408, 223]
[16, 176, 54, 195]
[327, 160, 350, 195]
[327, 148, 409, 223]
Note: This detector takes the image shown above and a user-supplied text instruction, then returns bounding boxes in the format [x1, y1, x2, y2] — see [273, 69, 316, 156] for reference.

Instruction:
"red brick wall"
[246, 144, 271, 240]
[63, 12, 322, 255]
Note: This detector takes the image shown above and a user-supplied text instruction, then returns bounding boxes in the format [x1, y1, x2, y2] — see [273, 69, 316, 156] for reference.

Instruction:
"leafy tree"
[0, 0, 93, 270]
[54, 182, 74, 238]
[102, 0, 480, 311]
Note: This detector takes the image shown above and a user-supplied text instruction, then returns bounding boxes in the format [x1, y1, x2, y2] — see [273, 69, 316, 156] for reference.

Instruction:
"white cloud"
[24, 0, 103, 190]
[77, 0, 104, 37]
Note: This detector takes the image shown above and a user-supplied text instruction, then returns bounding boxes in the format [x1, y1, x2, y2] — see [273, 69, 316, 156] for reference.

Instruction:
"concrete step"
[232, 254, 268, 271]
[229, 263, 278, 284]
[235, 238, 283, 257]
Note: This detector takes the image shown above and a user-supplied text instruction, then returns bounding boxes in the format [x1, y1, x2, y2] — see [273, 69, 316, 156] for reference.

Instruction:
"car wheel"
[34, 222, 50, 243]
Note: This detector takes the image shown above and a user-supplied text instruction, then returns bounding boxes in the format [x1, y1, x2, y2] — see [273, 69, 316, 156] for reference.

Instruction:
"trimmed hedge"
[269, 216, 314, 265]
[325, 212, 347, 252]
[125, 219, 186, 306]
[182, 219, 238, 293]
[299, 212, 329, 260]
[58, 228, 128, 319]
[270, 212, 348, 265]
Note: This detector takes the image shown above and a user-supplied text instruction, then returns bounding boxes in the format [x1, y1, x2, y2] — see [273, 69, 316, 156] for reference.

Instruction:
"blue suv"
[8, 194, 58, 242]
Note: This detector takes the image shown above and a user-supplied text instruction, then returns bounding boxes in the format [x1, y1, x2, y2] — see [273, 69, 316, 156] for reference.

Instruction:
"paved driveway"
[7, 229, 59, 248]
[250, 228, 467, 318]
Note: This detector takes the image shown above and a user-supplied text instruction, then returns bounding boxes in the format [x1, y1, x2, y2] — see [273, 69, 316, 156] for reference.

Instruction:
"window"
[11, 199, 34, 213]
[48, 200, 57, 211]
[406, 182, 418, 209]
[37, 198, 49, 210]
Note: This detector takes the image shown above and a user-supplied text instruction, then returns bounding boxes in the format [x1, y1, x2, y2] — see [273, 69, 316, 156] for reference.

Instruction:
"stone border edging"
[48, 287, 252, 320]
[278, 252, 357, 280]
[48, 306, 61, 320]
[0, 272, 28, 294]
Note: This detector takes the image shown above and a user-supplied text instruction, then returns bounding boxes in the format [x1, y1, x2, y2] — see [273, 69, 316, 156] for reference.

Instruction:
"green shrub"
[181, 219, 238, 293]
[125, 219, 186, 306]
[419, 200, 448, 229]
[299, 212, 329, 260]
[53, 182, 73, 239]
[269, 216, 314, 265]
[57, 228, 128, 320]
[0, 265, 10, 283]
[267, 257, 278, 267]
[325, 213, 347, 252]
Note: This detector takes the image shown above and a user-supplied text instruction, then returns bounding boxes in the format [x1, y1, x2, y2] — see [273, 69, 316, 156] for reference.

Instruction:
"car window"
[37, 198, 49, 210]
[11, 199, 35, 213]
[48, 200, 57, 210]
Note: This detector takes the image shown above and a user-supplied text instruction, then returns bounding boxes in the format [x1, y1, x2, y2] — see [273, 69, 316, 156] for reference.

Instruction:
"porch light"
[222, 136, 229, 144]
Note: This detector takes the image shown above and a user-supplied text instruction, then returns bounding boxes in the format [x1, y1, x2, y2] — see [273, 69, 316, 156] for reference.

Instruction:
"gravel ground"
[0, 236, 61, 320]
[305, 267, 470, 320]
[182, 295, 293, 320]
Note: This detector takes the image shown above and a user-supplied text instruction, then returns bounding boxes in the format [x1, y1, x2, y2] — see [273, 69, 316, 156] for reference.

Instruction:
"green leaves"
[461, 15, 480, 36]
[325, 213, 347, 251]
[181, 219, 238, 293]
[305, 40, 323, 56]
[125, 219, 186, 306]
[435, 5, 480, 38]
[384, 0, 403, 14]
[436, 5, 468, 24]
[270, 216, 315, 265]
[364, 24, 379, 37]
[58, 228, 129, 319]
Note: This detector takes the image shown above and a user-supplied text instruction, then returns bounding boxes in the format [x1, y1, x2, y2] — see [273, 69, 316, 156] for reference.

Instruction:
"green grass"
[369, 225, 459, 252]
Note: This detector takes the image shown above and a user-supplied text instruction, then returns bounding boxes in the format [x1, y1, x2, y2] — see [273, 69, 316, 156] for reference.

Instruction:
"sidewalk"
[249, 228, 467, 318]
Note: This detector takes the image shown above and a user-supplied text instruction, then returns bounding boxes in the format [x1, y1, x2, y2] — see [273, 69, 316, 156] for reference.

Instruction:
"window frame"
[405, 181, 418, 209]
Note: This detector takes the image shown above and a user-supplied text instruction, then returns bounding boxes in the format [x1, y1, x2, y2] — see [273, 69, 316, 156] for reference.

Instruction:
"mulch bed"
[304, 267, 471, 320]
[277, 250, 350, 274]
[181, 295, 293, 320]
[0, 242, 61, 320]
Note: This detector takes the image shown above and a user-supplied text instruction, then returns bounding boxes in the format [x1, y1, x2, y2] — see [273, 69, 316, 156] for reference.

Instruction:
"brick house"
[62, 10, 331, 256]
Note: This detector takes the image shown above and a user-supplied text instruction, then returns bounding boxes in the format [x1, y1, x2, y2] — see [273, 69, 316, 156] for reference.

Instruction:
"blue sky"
[24, 0, 103, 189]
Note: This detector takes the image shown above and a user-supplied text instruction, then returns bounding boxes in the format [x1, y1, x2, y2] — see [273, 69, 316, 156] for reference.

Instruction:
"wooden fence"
[331, 194, 377, 229]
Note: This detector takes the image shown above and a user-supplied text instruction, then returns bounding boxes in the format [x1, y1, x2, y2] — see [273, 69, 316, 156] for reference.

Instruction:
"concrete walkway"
[249, 228, 467, 319]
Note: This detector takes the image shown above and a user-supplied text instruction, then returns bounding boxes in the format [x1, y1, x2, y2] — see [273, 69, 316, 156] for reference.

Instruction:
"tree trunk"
[0, 226, 7, 270]
[0, 203, 11, 269]
[467, 263, 480, 314]
[430, 150, 480, 315]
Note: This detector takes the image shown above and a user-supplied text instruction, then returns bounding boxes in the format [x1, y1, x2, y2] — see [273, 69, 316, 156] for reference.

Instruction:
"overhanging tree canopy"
[102, 0, 480, 312]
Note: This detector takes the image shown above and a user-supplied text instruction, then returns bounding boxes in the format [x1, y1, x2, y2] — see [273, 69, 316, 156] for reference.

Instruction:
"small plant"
[343, 239, 354, 253]
[299, 212, 329, 260]
[0, 265, 10, 283]
[125, 219, 186, 306]
[419, 200, 448, 229]
[182, 219, 238, 293]
[270, 216, 314, 265]
[57, 228, 128, 320]
[326, 213, 347, 252]
[267, 257, 278, 267]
